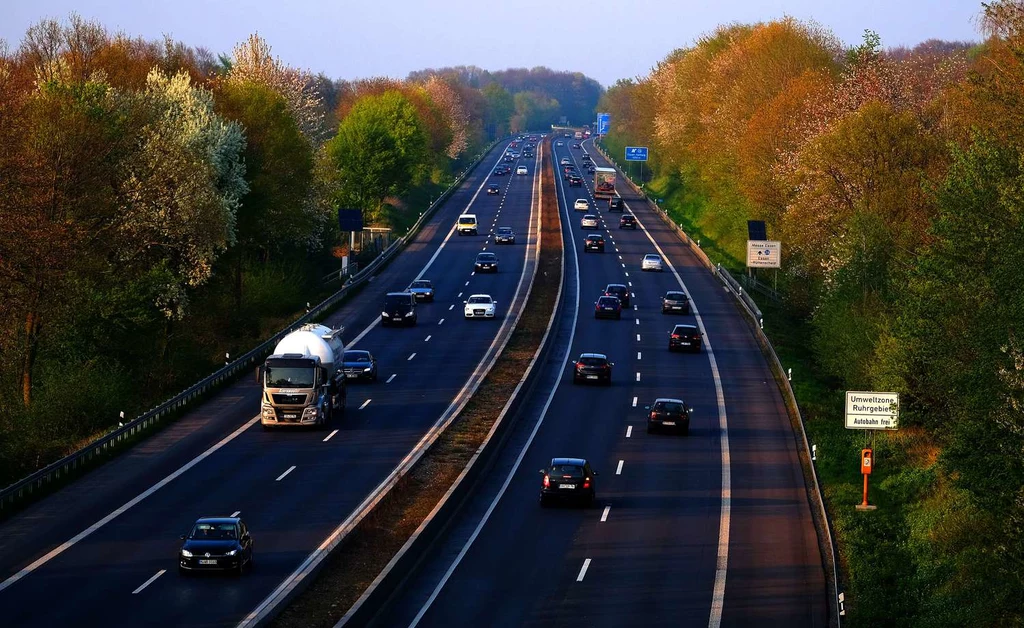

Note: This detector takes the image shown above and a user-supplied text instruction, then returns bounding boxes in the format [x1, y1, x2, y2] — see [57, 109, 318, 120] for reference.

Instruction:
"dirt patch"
[271, 139, 563, 628]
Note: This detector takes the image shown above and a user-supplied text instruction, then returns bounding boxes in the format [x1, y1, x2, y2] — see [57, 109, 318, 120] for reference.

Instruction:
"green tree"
[481, 82, 513, 138]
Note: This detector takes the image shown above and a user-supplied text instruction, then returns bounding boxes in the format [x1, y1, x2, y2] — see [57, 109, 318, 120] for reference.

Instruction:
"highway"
[371, 135, 826, 627]
[0, 138, 544, 627]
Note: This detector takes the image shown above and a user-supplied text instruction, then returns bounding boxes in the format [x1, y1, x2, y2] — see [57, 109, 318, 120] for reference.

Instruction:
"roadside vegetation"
[0, 15, 602, 488]
[598, 4, 1024, 625]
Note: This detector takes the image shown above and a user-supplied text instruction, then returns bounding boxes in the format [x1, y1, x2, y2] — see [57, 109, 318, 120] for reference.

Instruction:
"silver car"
[641, 254, 664, 272]
[580, 214, 599, 229]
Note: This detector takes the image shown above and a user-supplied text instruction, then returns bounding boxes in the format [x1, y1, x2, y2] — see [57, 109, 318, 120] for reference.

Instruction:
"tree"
[481, 82, 513, 138]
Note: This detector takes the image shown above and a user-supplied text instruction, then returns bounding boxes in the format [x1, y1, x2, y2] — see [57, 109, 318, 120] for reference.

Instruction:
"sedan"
[669, 324, 703, 352]
[492, 167, 505, 176]
[341, 350, 378, 381]
[571, 352, 613, 385]
[408, 279, 435, 302]
[464, 294, 497, 319]
[661, 290, 690, 314]
[580, 214, 599, 229]
[475, 252, 499, 273]
[539, 457, 596, 507]
[604, 283, 630, 307]
[594, 295, 622, 319]
[573, 199, 590, 211]
[179, 517, 253, 575]
[568, 175, 583, 187]
[494, 226, 516, 244]
[646, 398, 691, 435]
[584, 233, 605, 253]
[642, 253, 664, 272]
[487, 184, 500, 195]
[619, 214, 637, 229]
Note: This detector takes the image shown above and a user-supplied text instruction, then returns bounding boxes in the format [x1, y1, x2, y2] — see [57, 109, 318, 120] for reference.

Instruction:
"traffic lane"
[0, 137, 518, 582]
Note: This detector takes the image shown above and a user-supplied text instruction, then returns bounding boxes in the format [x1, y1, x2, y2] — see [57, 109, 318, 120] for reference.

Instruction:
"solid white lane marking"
[425, 335, 432, 342]
[601, 506, 610, 522]
[275, 466, 296, 482]
[231, 510, 241, 517]
[386, 374, 397, 383]
[408, 353, 417, 361]
[359, 399, 372, 409]
[132, 570, 165, 595]
[632, 396, 638, 407]
[626, 425, 633, 438]
[616, 460, 624, 475]
[636, 372, 641, 382]
[323, 430, 338, 443]
[576, 559, 592, 582]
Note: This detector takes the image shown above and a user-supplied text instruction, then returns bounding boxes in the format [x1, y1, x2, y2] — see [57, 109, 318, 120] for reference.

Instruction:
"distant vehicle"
[594, 295, 622, 319]
[604, 283, 630, 307]
[457, 214, 478, 235]
[574, 131, 583, 139]
[560, 157, 571, 166]
[502, 164, 513, 174]
[584, 233, 605, 253]
[516, 165, 528, 175]
[646, 398, 690, 435]
[539, 457, 596, 507]
[619, 214, 637, 229]
[487, 184, 500, 195]
[594, 167, 617, 199]
[564, 132, 572, 137]
[475, 252, 499, 273]
[179, 517, 253, 575]
[260, 324, 346, 429]
[574, 199, 590, 211]
[587, 164, 596, 174]
[568, 174, 583, 187]
[464, 294, 498, 319]
[581, 153, 591, 162]
[341, 350, 378, 382]
[382, 292, 417, 327]
[494, 226, 516, 245]
[571, 352, 613, 385]
[492, 167, 505, 176]
[668, 324, 703, 353]
[510, 141, 519, 148]
[642, 253, 664, 272]
[608, 197, 624, 212]
[571, 142, 581, 149]
[556, 141, 564, 146]
[580, 214, 599, 229]
[408, 279, 435, 302]
[661, 291, 690, 314]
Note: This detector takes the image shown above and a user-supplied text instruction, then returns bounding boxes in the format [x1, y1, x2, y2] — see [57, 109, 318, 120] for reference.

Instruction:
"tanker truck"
[260, 324, 347, 429]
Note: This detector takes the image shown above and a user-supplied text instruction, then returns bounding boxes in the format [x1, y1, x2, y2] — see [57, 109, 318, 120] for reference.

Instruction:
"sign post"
[625, 146, 648, 184]
[845, 391, 898, 511]
[745, 240, 781, 268]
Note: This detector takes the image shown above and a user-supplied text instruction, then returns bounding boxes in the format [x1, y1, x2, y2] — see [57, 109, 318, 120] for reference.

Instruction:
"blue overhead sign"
[597, 112, 610, 135]
[625, 146, 649, 161]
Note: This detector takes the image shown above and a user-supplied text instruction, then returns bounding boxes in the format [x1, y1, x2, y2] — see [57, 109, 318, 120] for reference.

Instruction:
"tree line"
[598, 5, 1024, 625]
[0, 15, 602, 487]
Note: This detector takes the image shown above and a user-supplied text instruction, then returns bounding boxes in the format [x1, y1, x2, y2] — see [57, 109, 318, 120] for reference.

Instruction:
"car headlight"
[405, 311, 414, 317]
[381, 312, 390, 317]
[181, 549, 193, 558]
[363, 367, 372, 372]
[225, 549, 238, 557]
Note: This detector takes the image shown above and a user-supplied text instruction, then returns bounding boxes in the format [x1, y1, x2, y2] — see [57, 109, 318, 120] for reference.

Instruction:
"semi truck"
[260, 324, 347, 429]
[594, 167, 617, 200]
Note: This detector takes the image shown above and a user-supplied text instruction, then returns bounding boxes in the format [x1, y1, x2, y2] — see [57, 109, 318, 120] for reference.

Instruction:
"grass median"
[271, 138, 564, 628]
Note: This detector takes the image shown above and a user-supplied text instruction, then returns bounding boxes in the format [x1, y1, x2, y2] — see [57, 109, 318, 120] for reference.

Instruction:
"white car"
[464, 294, 497, 319]
[574, 199, 590, 211]
[580, 214, 599, 229]
[561, 157, 571, 166]
[556, 141, 564, 146]
[516, 166, 528, 175]
[641, 254, 664, 272]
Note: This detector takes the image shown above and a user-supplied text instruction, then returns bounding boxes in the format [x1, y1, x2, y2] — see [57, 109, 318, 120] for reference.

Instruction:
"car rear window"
[580, 357, 606, 366]
[665, 292, 685, 300]
[190, 523, 237, 540]
[654, 401, 684, 413]
[598, 297, 618, 305]
[549, 465, 584, 478]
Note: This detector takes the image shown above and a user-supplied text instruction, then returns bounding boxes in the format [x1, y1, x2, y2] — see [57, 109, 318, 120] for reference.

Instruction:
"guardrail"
[593, 141, 842, 628]
[0, 139, 501, 517]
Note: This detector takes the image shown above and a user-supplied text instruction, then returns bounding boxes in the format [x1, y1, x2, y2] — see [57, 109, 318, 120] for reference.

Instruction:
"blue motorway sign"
[625, 146, 649, 161]
[597, 112, 610, 135]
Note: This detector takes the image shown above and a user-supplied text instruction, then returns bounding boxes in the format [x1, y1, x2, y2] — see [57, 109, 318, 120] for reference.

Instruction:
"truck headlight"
[302, 406, 320, 419]
[261, 406, 275, 419]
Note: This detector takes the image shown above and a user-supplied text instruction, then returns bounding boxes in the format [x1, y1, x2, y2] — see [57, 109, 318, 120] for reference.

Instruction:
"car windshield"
[468, 296, 491, 304]
[410, 281, 430, 289]
[579, 357, 606, 366]
[344, 351, 370, 362]
[549, 465, 584, 478]
[497, 228, 512, 234]
[459, 217, 476, 225]
[385, 295, 411, 307]
[478, 254, 496, 261]
[655, 401, 685, 413]
[189, 522, 237, 540]
[265, 366, 315, 388]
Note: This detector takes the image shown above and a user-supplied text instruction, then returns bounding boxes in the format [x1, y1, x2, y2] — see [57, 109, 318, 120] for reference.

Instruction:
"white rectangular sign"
[747, 240, 781, 268]
[845, 391, 899, 430]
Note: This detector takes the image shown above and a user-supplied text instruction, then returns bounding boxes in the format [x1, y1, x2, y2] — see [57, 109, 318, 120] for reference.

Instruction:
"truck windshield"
[265, 366, 315, 388]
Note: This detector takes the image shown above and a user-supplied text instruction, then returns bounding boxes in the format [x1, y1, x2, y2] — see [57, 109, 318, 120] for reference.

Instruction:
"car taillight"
[576, 362, 584, 369]
[543, 475, 550, 488]
[650, 412, 657, 419]
[671, 334, 680, 339]
[584, 478, 591, 489]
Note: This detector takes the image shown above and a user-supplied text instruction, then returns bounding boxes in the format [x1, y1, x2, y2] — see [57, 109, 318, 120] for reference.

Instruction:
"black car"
[587, 165, 596, 174]
[668, 324, 703, 352]
[487, 184, 500, 195]
[568, 174, 583, 187]
[539, 457, 596, 507]
[475, 252, 499, 273]
[571, 352, 612, 385]
[584, 233, 605, 253]
[604, 283, 630, 307]
[662, 291, 690, 314]
[571, 142, 581, 149]
[494, 226, 516, 244]
[179, 517, 253, 575]
[341, 350, 378, 382]
[594, 295, 622, 319]
[502, 164, 513, 174]
[492, 167, 505, 176]
[647, 398, 691, 435]
[619, 214, 637, 229]
[382, 292, 417, 326]
[608, 197, 624, 212]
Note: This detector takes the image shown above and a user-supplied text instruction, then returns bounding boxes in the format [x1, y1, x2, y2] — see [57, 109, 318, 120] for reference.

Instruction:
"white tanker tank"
[260, 324, 347, 429]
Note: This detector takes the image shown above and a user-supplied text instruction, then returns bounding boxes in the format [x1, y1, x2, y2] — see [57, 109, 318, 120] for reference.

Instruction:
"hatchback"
[661, 291, 690, 314]
[574, 199, 590, 211]
[646, 398, 691, 435]
[594, 295, 622, 319]
[475, 252, 499, 273]
[641, 254, 664, 272]
[539, 458, 596, 507]
[580, 214, 599, 229]
[584, 234, 605, 253]
[604, 283, 630, 307]
[571, 352, 613, 385]
[487, 184, 500, 195]
[619, 214, 637, 229]
[668, 324, 703, 352]
[179, 517, 253, 575]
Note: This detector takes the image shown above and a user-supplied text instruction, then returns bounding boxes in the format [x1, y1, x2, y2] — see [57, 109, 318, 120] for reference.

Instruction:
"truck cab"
[261, 324, 346, 429]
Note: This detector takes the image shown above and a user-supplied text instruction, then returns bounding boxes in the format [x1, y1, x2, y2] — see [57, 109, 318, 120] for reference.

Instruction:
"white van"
[457, 214, 478, 235]
[516, 166, 528, 175]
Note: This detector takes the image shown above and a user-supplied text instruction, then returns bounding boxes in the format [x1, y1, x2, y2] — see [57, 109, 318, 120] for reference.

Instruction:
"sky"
[1, 0, 985, 87]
